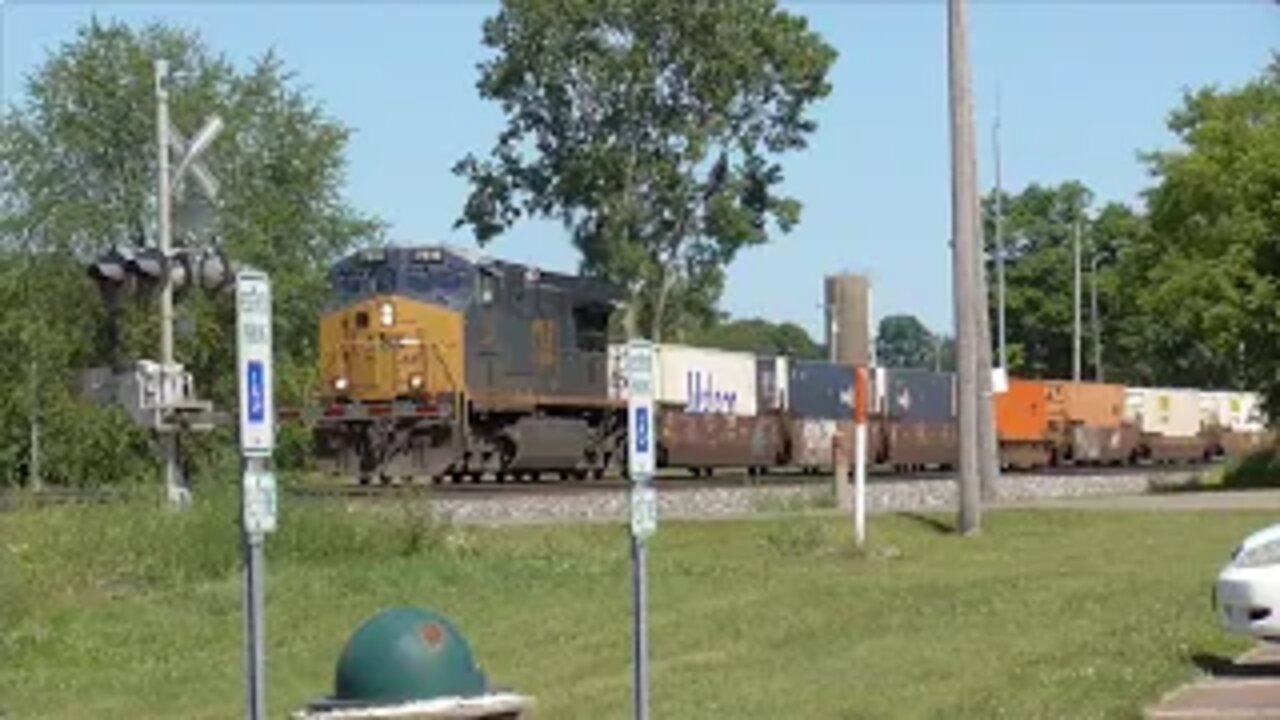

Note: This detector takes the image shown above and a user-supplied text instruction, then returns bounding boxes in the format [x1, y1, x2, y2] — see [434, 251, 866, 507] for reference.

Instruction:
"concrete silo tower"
[824, 273, 873, 366]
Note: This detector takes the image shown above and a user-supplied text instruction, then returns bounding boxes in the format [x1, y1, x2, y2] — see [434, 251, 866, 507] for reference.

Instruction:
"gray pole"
[993, 100, 1007, 371]
[243, 457, 268, 720]
[974, 232, 999, 503]
[828, 303, 837, 363]
[1072, 219, 1082, 382]
[25, 238, 42, 492]
[948, 0, 981, 534]
[827, 282, 840, 363]
[1091, 253, 1102, 382]
[29, 360, 41, 492]
[155, 59, 189, 509]
[631, 520, 649, 720]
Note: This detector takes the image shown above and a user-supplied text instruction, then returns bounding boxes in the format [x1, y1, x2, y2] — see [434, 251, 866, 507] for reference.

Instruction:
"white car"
[1216, 523, 1280, 640]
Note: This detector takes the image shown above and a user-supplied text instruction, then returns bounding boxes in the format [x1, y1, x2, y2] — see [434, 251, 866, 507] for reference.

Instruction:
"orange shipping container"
[995, 379, 1050, 442]
[1047, 381, 1126, 429]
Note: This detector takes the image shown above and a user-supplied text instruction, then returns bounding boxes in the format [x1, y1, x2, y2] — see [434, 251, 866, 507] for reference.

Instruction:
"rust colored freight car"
[786, 359, 857, 472]
[1045, 381, 1137, 464]
[658, 411, 784, 475]
[878, 369, 957, 469]
[994, 379, 1054, 468]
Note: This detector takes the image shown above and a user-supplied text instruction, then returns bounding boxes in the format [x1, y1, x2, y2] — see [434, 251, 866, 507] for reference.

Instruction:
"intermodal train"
[306, 244, 1273, 484]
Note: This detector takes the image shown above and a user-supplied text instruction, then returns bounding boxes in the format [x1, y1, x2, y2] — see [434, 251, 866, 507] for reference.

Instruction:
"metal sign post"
[625, 339, 657, 720]
[236, 270, 276, 720]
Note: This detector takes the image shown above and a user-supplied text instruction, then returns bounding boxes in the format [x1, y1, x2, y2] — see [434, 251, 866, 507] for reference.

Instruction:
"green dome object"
[333, 607, 488, 704]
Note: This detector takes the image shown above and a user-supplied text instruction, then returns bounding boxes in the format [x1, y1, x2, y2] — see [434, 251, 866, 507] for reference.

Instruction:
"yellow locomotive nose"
[319, 290, 465, 404]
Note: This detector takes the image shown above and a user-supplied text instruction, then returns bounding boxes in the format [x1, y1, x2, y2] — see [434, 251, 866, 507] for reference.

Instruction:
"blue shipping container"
[883, 369, 955, 422]
[788, 360, 855, 419]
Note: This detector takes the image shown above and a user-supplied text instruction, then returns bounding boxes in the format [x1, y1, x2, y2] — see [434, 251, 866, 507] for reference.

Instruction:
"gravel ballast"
[422, 470, 1202, 526]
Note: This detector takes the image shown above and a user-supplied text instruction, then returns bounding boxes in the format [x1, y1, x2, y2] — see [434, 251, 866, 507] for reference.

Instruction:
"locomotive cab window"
[572, 303, 610, 352]
[478, 271, 496, 306]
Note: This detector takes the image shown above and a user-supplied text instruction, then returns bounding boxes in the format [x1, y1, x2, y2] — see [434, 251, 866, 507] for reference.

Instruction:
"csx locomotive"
[313, 245, 628, 483]
[311, 245, 1273, 485]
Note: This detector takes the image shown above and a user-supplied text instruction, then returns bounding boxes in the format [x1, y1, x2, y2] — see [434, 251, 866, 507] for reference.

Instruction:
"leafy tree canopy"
[980, 181, 1142, 380]
[1135, 53, 1280, 412]
[876, 314, 937, 369]
[0, 18, 380, 485]
[452, 0, 837, 340]
[690, 317, 822, 358]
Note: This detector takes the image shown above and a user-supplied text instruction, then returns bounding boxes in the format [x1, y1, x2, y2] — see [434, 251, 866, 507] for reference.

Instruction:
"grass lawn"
[0, 491, 1266, 719]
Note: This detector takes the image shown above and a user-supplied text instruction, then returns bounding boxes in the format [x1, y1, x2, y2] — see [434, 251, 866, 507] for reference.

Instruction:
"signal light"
[194, 247, 233, 292]
[88, 247, 130, 286]
[86, 246, 240, 298]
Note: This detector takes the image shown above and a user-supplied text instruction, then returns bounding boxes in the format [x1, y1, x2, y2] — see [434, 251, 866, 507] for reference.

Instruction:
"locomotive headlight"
[378, 301, 395, 327]
[333, 376, 349, 392]
[408, 374, 424, 390]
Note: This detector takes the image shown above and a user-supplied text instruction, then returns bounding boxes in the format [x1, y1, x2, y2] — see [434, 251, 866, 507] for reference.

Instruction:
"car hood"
[1234, 523, 1280, 560]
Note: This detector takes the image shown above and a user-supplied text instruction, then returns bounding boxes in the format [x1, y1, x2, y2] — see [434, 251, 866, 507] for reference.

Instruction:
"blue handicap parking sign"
[635, 406, 650, 453]
[247, 360, 265, 423]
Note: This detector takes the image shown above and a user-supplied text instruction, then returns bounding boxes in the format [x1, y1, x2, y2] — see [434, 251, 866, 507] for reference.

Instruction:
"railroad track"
[2, 459, 1216, 509]
[294, 460, 1212, 498]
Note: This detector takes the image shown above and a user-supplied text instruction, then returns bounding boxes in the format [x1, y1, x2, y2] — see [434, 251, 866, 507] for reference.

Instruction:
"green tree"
[980, 181, 1146, 380]
[452, 0, 837, 340]
[0, 19, 380, 485]
[1136, 54, 1280, 413]
[690, 317, 822, 358]
[876, 314, 936, 369]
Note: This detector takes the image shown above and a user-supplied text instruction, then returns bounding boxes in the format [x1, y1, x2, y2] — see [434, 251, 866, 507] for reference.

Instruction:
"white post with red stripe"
[854, 365, 869, 548]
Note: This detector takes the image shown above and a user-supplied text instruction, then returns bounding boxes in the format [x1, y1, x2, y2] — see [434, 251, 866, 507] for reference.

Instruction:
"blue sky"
[3, 2, 1275, 341]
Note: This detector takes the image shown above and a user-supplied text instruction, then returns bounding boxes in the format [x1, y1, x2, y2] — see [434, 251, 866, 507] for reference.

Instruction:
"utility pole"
[155, 59, 190, 509]
[993, 91, 1007, 371]
[24, 231, 42, 492]
[827, 299, 838, 363]
[1072, 218, 1082, 382]
[948, 0, 981, 535]
[974, 224, 999, 503]
[29, 360, 41, 491]
[1091, 253, 1102, 382]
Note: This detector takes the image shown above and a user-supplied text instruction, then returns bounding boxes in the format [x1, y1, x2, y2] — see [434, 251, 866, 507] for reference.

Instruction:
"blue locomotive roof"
[329, 243, 627, 310]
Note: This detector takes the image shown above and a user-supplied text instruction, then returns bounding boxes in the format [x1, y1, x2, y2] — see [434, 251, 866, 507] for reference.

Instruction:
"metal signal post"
[625, 339, 657, 720]
[152, 58, 224, 509]
[236, 270, 277, 720]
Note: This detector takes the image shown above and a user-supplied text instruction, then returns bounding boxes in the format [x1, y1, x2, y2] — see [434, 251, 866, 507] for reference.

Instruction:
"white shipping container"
[1239, 393, 1268, 432]
[656, 343, 759, 417]
[1124, 387, 1201, 438]
[1197, 391, 1268, 433]
[607, 344, 628, 400]
[1199, 391, 1233, 430]
[774, 356, 790, 411]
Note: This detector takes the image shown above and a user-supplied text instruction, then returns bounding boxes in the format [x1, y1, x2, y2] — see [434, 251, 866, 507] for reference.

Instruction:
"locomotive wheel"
[592, 468, 604, 481]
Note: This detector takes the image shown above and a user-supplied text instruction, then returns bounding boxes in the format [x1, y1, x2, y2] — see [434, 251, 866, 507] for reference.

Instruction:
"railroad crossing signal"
[87, 245, 237, 299]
